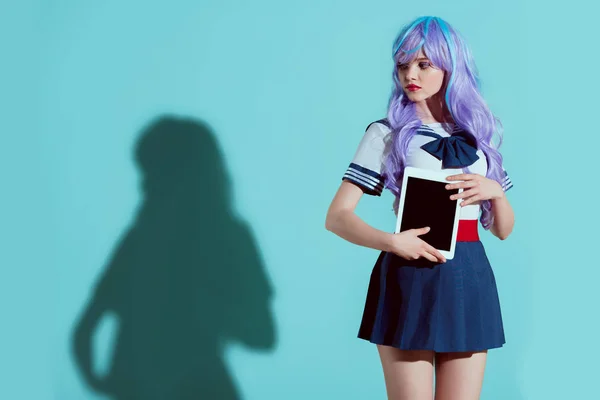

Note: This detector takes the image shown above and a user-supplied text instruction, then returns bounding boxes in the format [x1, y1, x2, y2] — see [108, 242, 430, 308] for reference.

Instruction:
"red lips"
[406, 84, 421, 91]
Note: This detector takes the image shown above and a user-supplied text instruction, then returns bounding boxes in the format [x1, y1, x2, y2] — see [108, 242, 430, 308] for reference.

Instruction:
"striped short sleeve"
[342, 120, 390, 196]
[501, 168, 513, 192]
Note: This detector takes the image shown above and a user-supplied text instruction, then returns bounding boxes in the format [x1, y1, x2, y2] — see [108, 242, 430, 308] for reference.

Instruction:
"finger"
[446, 180, 479, 190]
[446, 173, 472, 181]
[424, 243, 446, 263]
[413, 226, 431, 236]
[420, 251, 438, 263]
[461, 194, 482, 207]
[434, 250, 447, 263]
[450, 188, 478, 200]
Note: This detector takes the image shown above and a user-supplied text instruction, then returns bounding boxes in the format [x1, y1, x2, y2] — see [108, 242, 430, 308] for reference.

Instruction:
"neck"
[414, 93, 453, 124]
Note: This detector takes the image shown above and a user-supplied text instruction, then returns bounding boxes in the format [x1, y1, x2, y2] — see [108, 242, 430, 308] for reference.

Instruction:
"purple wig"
[383, 16, 504, 230]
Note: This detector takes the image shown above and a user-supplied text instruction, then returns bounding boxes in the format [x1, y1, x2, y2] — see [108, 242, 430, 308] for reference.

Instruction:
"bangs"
[393, 18, 451, 71]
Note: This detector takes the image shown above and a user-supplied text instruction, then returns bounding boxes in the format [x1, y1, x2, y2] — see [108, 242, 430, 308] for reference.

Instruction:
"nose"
[404, 64, 418, 82]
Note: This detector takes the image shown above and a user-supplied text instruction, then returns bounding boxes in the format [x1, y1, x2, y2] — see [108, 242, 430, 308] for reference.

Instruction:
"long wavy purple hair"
[383, 16, 504, 230]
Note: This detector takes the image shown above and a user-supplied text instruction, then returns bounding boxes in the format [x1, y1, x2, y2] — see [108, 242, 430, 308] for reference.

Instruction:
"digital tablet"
[394, 166, 463, 260]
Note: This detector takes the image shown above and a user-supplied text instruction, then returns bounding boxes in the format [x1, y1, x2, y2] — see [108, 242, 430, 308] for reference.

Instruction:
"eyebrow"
[398, 57, 430, 64]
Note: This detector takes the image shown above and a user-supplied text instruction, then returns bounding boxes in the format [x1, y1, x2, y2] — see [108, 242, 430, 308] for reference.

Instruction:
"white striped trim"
[343, 171, 384, 190]
[419, 123, 462, 134]
[501, 174, 513, 191]
[343, 169, 384, 195]
[344, 168, 381, 187]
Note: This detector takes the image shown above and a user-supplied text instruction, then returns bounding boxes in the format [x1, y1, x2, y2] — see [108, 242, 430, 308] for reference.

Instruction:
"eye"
[397, 61, 432, 71]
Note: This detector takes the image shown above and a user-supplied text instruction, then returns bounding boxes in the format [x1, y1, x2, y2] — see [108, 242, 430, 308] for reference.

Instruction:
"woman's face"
[397, 49, 445, 102]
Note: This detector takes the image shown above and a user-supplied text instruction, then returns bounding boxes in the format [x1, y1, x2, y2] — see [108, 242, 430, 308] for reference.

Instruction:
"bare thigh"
[377, 345, 435, 400]
[434, 351, 487, 400]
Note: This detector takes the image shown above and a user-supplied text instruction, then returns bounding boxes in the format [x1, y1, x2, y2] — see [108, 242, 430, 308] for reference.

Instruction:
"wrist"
[382, 232, 396, 253]
[492, 182, 506, 200]
[492, 192, 506, 201]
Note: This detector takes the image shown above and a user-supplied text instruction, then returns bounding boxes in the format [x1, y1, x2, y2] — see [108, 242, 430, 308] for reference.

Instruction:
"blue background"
[3, 1, 598, 399]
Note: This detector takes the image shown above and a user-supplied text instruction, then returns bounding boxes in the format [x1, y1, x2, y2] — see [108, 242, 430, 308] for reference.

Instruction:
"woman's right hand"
[389, 227, 446, 263]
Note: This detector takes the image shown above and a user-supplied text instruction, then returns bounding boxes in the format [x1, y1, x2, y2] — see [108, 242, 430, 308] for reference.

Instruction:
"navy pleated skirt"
[358, 241, 505, 352]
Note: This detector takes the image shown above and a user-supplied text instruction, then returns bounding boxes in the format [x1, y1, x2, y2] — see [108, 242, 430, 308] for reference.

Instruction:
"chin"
[405, 92, 427, 102]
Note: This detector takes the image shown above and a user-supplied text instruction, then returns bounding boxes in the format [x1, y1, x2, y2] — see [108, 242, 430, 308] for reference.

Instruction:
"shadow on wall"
[71, 115, 276, 399]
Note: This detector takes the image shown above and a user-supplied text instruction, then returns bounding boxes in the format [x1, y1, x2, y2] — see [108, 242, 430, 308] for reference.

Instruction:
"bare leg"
[434, 351, 487, 400]
[377, 345, 435, 400]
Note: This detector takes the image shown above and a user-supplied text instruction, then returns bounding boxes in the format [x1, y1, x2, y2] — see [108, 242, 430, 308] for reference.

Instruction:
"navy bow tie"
[418, 129, 480, 168]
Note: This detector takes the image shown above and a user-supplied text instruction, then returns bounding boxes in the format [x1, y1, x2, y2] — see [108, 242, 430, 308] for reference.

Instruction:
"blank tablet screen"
[399, 177, 460, 251]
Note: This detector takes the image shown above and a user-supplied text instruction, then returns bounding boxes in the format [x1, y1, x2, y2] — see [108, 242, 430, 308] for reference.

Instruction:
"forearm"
[326, 209, 393, 252]
[489, 193, 514, 240]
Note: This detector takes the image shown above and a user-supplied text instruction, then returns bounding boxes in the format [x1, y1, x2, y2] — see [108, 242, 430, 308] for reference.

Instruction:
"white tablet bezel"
[394, 166, 463, 260]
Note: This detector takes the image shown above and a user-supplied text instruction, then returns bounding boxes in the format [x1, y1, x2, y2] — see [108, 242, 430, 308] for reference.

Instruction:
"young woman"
[325, 16, 515, 400]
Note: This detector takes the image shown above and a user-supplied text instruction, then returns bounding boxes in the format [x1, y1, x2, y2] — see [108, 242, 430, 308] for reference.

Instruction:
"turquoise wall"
[3, 0, 598, 399]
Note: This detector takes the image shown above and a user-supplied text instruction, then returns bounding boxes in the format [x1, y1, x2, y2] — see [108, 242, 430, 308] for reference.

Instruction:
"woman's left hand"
[445, 173, 504, 207]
